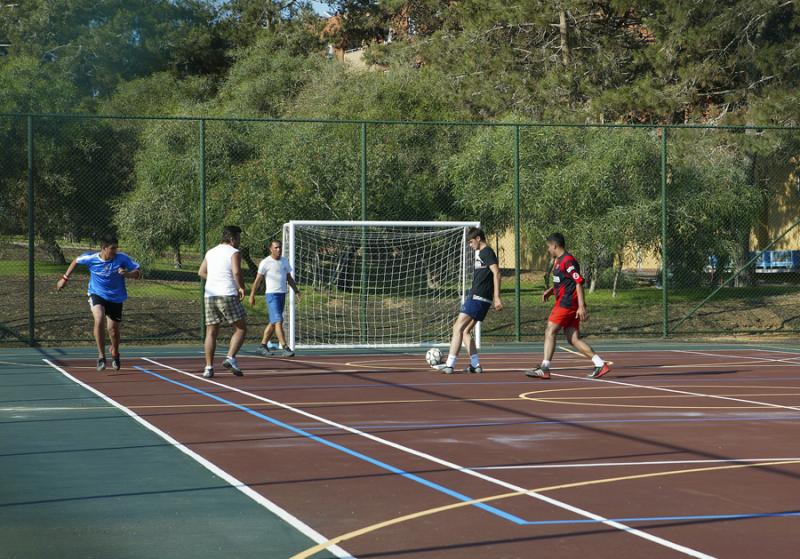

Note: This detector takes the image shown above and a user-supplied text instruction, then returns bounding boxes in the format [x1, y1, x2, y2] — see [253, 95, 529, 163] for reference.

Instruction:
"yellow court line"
[290, 459, 800, 559]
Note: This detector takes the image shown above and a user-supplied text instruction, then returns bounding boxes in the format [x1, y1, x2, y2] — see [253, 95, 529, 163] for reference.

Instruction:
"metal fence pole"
[359, 122, 368, 343]
[514, 125, 522, 342]
[27, 115, 35, 345]
[199, 119, 207, 341]
[661, 127, 669, 338]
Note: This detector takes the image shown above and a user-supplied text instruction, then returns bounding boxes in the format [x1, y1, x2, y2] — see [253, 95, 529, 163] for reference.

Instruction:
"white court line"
[42, 359, 353, 559]
[143, 357, 716, 559]
[672, 349, 800, 366]
[474, 458, 800, 470]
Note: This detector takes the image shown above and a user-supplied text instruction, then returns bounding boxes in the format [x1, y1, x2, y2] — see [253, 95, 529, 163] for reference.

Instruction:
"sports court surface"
[2, 342, 800, 558]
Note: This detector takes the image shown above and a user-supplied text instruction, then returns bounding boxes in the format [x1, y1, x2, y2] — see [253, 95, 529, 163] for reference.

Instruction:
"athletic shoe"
[525, 366, 550, 379]
[222, 357, 243, 376]
[434, 364, 455, 374]
[203, 367, 214, 378]
[267, 341, 280, 351]
[281, 348, 295, 357]
[96, 357, 106, 372]
[112, 355, 121, 371]
[464, 365, 483, 374]
[255, 345, 271, 357]
[588, 362, 611, 379]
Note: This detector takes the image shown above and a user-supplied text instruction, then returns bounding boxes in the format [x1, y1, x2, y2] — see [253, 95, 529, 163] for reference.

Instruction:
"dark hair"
[270, 239, 282, 248]
[546, 232, 565, 248]
[222, 225, 242, 243]
[100, 234, 118, 248]
[466, 227, 486, 242]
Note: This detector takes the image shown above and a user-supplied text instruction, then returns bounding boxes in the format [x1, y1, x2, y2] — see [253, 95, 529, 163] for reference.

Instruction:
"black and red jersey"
[552, 253, 584, 310]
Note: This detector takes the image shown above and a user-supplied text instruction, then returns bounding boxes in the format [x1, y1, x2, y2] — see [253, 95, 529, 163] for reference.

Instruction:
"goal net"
[283, 221, 480, 349]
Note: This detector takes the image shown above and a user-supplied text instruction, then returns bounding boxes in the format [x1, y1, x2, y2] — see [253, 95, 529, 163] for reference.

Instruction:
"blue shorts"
[266, 293, 286, 324]
[460, 295, 492, 322]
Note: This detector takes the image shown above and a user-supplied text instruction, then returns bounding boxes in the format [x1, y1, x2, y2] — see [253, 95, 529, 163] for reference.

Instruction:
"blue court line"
[302, 414, 800, 433]
[519, 511, 800, 526]
[132, 366, 527, 525]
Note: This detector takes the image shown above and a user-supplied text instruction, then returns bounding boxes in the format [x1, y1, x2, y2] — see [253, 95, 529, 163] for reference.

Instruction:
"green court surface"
[0, 347, 337, 559]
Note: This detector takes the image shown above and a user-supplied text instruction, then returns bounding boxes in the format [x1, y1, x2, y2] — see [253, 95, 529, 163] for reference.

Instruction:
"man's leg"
[91, 304, 106, 358]
[275, 322, 287, 347]
[204, 324, 219, 369]
[440, 314, 474, 372]
[261, 323, 275, 346]
[565, 327, 609, 377]
[526, 321, 560, 378]
[461, 321, 481, 372]
[107, 317, 120, 358]
[228, 319, 247, 358]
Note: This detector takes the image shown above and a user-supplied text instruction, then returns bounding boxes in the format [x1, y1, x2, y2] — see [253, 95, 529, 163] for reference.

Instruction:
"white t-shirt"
[257, 256, 293, 294]
[204, 244, 239, 297]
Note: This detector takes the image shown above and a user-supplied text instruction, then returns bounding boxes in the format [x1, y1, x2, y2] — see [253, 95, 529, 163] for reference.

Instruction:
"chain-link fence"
[1, 113, 799, 345]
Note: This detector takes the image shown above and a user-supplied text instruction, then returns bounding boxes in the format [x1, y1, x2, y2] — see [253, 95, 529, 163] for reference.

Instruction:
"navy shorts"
[266, 293, 286, 324]
[460, 296, 492, 322]
[89, 294, 123, 322]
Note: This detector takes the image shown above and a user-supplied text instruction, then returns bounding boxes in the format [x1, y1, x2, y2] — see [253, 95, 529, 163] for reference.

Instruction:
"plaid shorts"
[205, 296, 246, 326]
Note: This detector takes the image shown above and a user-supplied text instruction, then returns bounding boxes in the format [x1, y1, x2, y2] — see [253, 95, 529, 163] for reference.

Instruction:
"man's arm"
[287, 273, 300, 299]
[248, 273, 264, 306]
[542, 287, 554, 302]
[490, 263, 503, 311]
[56, 260, 80, 291]
[231, 252, 245, 300]
[575, 283, 589, 321]
[198, 258, 208, 280]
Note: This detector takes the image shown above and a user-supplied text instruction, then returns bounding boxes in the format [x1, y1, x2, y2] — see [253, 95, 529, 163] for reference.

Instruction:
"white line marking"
[672, 349, 800, 366]
[552, 372, 800, 412]
[42, 359, 353, 559]
[143, 357, 716, 559]
[474, 458, 800, 470]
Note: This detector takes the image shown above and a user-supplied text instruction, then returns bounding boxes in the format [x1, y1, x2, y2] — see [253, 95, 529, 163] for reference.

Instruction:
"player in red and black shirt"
[525, 233, 610, 379]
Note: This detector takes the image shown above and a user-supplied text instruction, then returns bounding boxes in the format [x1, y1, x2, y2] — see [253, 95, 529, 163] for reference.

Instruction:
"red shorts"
[548, 304, 580, 330]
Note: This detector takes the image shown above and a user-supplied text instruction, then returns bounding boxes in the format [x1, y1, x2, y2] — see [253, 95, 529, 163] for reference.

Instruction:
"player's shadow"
[340, 366, 800, 484]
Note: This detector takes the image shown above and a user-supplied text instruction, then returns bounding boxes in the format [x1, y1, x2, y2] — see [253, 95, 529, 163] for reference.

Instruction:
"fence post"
[514, 125, 522, 342]
[359, 122, 368, 343]
[661, 127, 669, 338]
[199, 119, 207, 341]
[27, 115, 35, 345]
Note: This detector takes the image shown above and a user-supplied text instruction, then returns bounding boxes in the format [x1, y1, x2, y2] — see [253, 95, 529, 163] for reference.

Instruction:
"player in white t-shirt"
[198, 226, 247, 378]
[248, 240, 300, 357]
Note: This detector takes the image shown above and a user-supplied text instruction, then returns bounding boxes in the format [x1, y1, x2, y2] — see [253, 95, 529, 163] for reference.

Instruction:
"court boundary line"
[41, 359, 353, 559]
[473, 457, 800, 470]
[142, 357, 716, 559]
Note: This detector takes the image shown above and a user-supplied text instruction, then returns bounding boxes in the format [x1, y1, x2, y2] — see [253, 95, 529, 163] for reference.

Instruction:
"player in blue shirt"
[56, 234, 141, 371]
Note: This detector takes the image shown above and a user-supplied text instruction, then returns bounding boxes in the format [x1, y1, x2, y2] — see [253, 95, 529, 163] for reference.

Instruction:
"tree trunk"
[173, 244, 182, 269]
[559, 10, 570, 67]
[588, 264, 597, 293]
[735, 153, 758, 287]
[40, 235, 66, 265]
[611, 253, 623, 298]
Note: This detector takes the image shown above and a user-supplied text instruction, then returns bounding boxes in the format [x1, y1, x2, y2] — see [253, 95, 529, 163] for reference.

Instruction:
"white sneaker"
[434, 364, 455, 374]
[203, 367, 214, 378]
[222, 357, 243, 376]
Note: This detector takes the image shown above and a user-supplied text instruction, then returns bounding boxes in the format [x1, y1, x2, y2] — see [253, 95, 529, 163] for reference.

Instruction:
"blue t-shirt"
[74, 252, 140, 303]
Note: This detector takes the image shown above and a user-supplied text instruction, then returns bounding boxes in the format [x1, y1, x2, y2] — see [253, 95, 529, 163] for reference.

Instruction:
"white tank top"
[204, 244, 239, 297]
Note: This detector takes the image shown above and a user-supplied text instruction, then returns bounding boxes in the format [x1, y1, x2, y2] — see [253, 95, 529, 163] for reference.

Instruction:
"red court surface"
[46, 347, 800, 558]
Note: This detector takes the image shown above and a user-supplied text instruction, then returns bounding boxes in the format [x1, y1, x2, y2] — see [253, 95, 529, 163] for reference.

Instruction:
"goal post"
[283, 221, 480, 349]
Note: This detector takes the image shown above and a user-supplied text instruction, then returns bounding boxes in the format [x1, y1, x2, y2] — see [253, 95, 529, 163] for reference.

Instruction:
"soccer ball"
[425, 347, 443, 366]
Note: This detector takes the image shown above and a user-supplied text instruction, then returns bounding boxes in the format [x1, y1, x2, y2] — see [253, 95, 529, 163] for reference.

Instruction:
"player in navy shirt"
[431, 227, 502, 375]
[56, 234, 141, 371]
[525, 233, 610, 379]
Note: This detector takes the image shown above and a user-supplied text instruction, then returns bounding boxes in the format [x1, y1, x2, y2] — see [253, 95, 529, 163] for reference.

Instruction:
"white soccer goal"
[283, 221, 480, 349]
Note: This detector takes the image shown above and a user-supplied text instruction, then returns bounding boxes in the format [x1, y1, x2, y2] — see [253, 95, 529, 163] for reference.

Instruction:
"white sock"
[591, 354, 604, 367]
[446, 355, 457, 368]
[470, 354, 480, 368]
[541, 360, 551, 370]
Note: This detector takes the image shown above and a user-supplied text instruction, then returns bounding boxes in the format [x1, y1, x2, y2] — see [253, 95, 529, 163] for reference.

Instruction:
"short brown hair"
[466, 227, 486, 242]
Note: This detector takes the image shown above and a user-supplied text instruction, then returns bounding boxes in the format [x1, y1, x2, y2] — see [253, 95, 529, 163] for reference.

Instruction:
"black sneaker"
[525, 366, 550, 379]
[255, 345, 271, 357]
[464, 365, 483, 374]
[96, 357, 106, 372]
[203, 367, 214, 378]
[112, 355, 121, 371]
